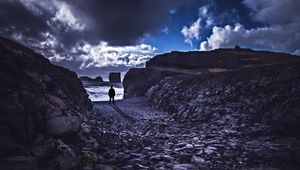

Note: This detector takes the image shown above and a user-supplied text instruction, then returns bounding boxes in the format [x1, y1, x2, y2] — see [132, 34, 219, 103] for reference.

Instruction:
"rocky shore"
[1, 36, 300, 169]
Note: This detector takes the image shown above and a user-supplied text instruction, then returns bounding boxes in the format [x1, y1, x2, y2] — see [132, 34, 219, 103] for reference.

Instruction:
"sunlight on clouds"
[52, 0, 85, 31]
[200, 0, 300, 54]
[181, 18, 201, 47]
[181, 6, 214, 48]
[75, 42, 156, 69]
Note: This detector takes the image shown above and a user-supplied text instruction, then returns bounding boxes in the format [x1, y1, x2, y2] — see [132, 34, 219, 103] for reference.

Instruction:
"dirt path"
[86, 97, 299, 170]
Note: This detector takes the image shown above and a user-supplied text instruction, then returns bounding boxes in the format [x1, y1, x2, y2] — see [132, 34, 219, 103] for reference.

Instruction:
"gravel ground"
[84, 97, 300, 170]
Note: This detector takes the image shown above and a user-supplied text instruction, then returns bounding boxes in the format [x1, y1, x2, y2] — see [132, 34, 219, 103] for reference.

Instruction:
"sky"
[1, 0, 300, 77]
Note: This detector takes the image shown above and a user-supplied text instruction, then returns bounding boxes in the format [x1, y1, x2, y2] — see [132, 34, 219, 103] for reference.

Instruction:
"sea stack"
[109, 72, 121, 83]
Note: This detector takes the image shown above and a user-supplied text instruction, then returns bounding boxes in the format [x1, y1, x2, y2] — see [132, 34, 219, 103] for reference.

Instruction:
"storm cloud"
[0, 0, 187, 46]
[0, 0, 188, 74]
[1, 0, 299, 76]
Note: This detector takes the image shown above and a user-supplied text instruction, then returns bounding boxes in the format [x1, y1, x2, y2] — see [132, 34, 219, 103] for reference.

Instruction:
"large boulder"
[46, 116, 81, 135]
[109, 72, 121, 83]
[0, 36, 93, 169]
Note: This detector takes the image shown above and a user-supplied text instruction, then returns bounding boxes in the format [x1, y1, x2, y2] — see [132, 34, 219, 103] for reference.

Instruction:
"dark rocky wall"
[146, 64, 300, 135]
[123, 68, 186, 98]
[123, 48, 300, 98]
[0, 37, 94, 170]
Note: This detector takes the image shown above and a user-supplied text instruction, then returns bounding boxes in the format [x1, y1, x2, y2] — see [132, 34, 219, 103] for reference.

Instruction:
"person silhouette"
[108, 86, 115, 104]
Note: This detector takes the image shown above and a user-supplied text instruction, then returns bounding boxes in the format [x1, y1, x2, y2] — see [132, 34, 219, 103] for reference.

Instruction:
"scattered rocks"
[173, 163, 197, 170]
[87, 97, 300, 169]
[191, 155, 205, 164]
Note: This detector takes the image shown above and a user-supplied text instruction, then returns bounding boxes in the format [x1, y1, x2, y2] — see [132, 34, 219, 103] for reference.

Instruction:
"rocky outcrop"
[109, 72, 121, 83]
[146, 49, 300, 69]
[123, 68, 183, 98]
[121, 48, 300, 168]
[146, 63, 300, 135]
[123, 48, 300, 98]
[79, 76, 103, 82]
[0, 37, 93, 169]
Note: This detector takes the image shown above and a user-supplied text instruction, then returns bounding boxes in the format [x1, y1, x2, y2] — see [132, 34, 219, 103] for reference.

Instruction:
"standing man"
[108, 86, 115, 104]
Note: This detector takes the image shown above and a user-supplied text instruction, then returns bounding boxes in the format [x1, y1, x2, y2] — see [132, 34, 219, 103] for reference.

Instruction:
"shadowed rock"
[123, 48, 300, 98]
[0, 36, 92, 169]
[109, 72, 121, 83]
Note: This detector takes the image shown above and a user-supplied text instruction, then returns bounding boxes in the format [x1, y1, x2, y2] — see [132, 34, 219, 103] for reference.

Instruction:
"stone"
[186, 144, 194, 149]
[31, 137, 56, 157]
[53, 141, 78, 170]
[46, 116, 81, 135]
[81, 123, 91, 133]
[173, 163, 197, 170]
[149, 154, 161, 162]
[95, 164, 114, 170]
[191, 155, 205, 164]
[223, 150, 240, 158]
[204, 146, 217, 155]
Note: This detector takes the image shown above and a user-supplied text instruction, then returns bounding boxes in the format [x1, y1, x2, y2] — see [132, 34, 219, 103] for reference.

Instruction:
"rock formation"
[0, 37, 94, 170]
[146, 49, 300, 69]
[122, 48, 300, 169]
[109, 72, 121, 83]
[124, 48, 300, 98]
[123, 68, 181, 98]
[146, 63, 300, 135]
[79, 76, 103, 82]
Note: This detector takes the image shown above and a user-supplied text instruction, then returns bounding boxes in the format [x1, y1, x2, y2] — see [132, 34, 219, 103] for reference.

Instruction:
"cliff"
[123, 48, 300, 98]
[122, 48, 300, 168]
[146, 63, 300, 135]
[0, 37, 94, 170]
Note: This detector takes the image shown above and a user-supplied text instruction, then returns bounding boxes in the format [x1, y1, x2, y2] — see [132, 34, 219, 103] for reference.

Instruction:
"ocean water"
[84, 85, 124, 102]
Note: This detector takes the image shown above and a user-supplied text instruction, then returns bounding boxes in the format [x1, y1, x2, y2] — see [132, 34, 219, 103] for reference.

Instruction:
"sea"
[80, 71, 126, 102]
[84, 84, 124, 102]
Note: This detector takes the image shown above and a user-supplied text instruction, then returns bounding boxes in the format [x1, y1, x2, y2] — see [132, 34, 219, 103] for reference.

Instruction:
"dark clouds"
[0, 0, 190, 75]
[1, 0, 299, 77]
[0, 0, 187, 47]
[0, 0, 49, 39]
[67, 0, 186, 45]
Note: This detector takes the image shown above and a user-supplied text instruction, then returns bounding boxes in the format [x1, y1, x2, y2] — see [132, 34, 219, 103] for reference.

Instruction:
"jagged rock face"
[123, 49, 300, 98]
[0, 37, 92, 169]
[123, 68, 183, 98]
[109, 72, 121, 83]
[146, 64, 300, 135]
